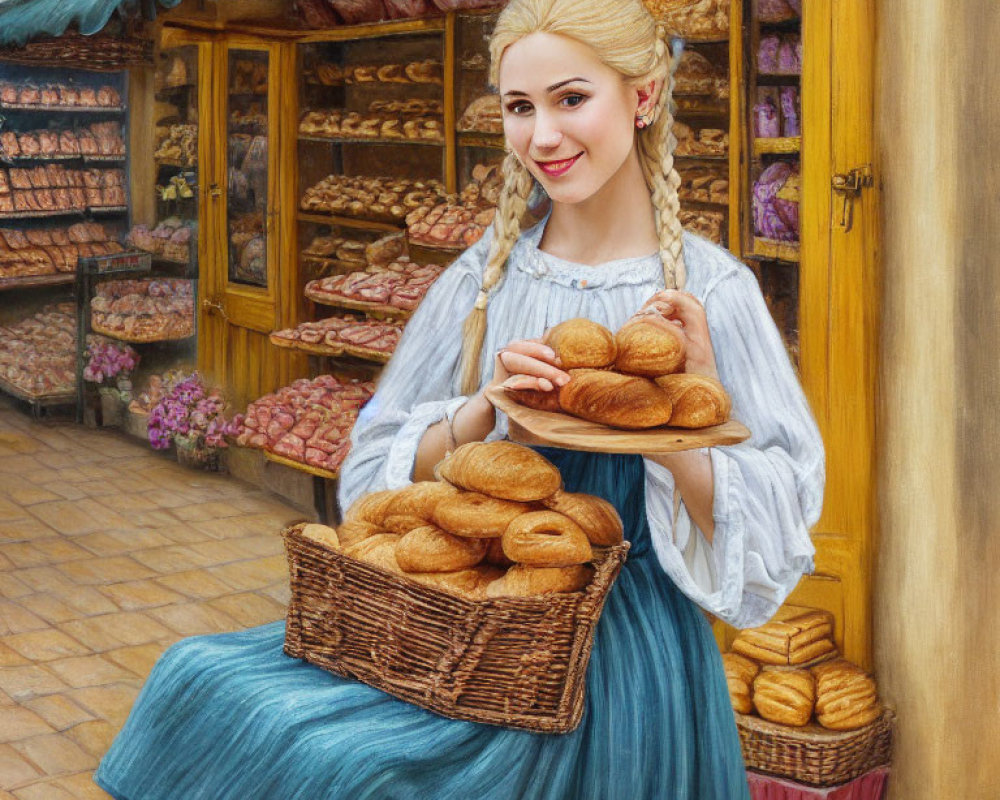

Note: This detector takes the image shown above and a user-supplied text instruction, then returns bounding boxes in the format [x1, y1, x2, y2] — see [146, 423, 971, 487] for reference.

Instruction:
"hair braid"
[637, 31, 688, 290]
[458, 150, 535, 395]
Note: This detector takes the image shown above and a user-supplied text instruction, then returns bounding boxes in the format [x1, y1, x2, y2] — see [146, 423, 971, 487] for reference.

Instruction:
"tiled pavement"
[0, 398, 306, 798]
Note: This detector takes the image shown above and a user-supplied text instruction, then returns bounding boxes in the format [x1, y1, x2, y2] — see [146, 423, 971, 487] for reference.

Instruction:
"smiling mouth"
[535, 152, 583, 177]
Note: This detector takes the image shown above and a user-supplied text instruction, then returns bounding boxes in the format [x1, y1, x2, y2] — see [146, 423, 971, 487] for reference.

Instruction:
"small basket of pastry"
[283, 440, 629, 733]
[721, 608, 896, 787]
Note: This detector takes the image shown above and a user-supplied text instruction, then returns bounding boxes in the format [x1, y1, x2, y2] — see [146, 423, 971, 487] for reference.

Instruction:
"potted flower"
[82, 337, 140, 427]
[147, 372, 243, 470]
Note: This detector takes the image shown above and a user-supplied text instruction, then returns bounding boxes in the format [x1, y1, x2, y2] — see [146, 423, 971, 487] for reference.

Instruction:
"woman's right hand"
[487, 337, 571, 395]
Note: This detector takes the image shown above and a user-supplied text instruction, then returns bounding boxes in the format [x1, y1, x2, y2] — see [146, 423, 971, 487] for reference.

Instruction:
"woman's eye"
[506, 101, 532, 115]
[561, 93, 586, 108]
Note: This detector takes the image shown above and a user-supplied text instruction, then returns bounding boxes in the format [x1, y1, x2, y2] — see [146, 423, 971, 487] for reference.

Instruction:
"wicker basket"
[283, 523, 630, 733]
[736, 708, 895, 788]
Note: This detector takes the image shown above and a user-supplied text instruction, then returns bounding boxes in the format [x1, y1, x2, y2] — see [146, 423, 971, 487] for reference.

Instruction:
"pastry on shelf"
[458, 94, 503, 134]
[644, 0, 729, 39]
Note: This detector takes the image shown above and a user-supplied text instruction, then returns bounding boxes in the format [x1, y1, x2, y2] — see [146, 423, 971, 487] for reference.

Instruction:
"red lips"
[535, 152, 582, 177]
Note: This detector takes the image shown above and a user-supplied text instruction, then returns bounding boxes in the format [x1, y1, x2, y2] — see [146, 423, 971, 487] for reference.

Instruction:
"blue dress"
[96, 447, 750, 800]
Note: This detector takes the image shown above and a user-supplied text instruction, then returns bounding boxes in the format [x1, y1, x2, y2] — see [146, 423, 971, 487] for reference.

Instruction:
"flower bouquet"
[147, 372, 244, 470]
[83, 337, 140, 427]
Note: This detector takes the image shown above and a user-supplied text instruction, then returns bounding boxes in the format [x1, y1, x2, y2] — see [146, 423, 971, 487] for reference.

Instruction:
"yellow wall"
[876, 2, 1000, 796]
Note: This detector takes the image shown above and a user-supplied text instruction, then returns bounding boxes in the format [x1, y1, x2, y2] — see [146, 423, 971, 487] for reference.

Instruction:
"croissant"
[543, 317, 617, 369]
[436, 441, 562, 502]
[432, 492, 532, 538]
[558, 369, 674, 430]
[486, 563, 594, 598]
[505, 387, 563, 413]
[654, 373, 732, 428]
[614, 315, 686, 377]
[501, 510, 593, 567]
[541, 490, 624, 546]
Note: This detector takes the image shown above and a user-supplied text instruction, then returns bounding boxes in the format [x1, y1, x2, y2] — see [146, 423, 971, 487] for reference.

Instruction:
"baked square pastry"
[752, 666, 815, 726]
[732, 609, 838, 666]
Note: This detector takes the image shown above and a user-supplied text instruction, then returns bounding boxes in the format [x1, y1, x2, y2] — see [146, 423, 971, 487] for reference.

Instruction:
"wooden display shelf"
[264, 450, 340, 481]
[83, 154, 128, 163]
[754, 137, 802, 156]
[0, 102, 124, 113]
[269, 333, 393, 364]
[457, 131, 504, 149]
[304, 285, 413, 319]
[757, 73, 801, 85]
[89, 206, 129, 215]
[297, 16, 447, 43]
[753, 237, 801, 263]
[0, 373, 74, 406]
[155, 158, 197, 169]
[0, 272, 75, 291]
[298, 134, 443, 147]
[298, 212, 404, 233]
[90, 321, 196, 344]
[675, 152, 729, 162]
[0, 209, 84, 220]
[1, 154, 79, 164]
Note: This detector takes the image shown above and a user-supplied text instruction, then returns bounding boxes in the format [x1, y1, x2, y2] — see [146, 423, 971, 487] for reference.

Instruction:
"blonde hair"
[459, 0, 687, 394]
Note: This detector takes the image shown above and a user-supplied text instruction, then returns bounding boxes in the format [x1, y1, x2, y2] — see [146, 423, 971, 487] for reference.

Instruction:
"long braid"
[637, 30, 688, 290]
[458, 150, 535, 395]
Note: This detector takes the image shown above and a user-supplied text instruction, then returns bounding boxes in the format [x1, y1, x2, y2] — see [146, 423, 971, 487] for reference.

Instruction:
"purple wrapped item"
[384, 0, 432, 17]
[780, 87, 800, 137]
[778, 34, 803, 74]
[755, 95, 780, 138]
[786, 0, 802, 14]
[759, 34, 781, 74]
[431, 0, 505, 9]
[328, 0, 387, 23]
[747, 768, 889, 800]
[753, 161, 798, 241]
[758, 0, 797, 22]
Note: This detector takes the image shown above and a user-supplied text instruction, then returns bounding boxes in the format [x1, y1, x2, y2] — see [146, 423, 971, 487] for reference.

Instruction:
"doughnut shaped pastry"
[654, 373, 732, 428]
[541, 490, 624, 546]
[614, 314, 686, 377]
[432, 492, 532, 538]
[485, 563, 595, 598]
[336, 519, 381, 548]
[343, 489, 396, 525]
[543, 317, 617, 369]
[501, 511, 593, 567]
[345, 533, 403, 573]
[436, 441, 561, 502]
[380, 480, 459, 520]
[558, 369, 674, 430]
[395, 525, 488, 573]
[300, 523, 341, 549]
[408, 565, 506, 600]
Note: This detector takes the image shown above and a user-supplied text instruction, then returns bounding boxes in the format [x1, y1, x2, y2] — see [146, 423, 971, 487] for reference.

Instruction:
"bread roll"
[558, 369, 674, 430]
[432, 492, 533, 538]
[655, 373, 732, 428]
[395, 525, 488, 573]
[299, 523, 340, 549]
[336, 519, 380, 549]
[501, 511, 593, 567]
[343, 489, 396, 525]
[732, 609, 837, 666]
[483, 536, 514, 568]
[381, 514, 430, 535]
[811, 659, 881, 730]
[436, 441, 562, 502]
[722, 652, 759, 715]
[408, 565, 506, 600]
[380, 480, 458, 521]
[541, 490, 623, 546]
[613, 315, 686, 377]
[752, 667, 815, 727]
[543, 317, 617, 369]
[486, 563, 594, 597]
[345, 533, 403, 573]
[505, 387, 563, 413]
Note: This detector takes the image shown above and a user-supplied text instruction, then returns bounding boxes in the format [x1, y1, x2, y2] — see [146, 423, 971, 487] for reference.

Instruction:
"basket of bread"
[283, 440, 629, 733]
[721, 608, 895, 787]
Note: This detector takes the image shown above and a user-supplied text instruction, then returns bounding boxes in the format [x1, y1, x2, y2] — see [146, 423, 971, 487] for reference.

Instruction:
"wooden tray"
[265, 450, 340, 480]
[485, 386, 750, 454]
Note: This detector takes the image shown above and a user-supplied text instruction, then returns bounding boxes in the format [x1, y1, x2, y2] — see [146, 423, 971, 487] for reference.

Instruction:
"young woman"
[96, 1, 823, 797]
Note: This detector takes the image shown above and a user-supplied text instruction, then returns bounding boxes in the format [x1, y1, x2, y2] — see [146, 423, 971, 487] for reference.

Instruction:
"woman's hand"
[639, 290, 719, 379]
[487, 337, 572, 395]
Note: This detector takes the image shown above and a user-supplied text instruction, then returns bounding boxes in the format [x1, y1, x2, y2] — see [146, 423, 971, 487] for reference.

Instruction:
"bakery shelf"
[269, 333, 394, 364]
[457, 131, 504, 149]
[753, 237, 801, 263]
[0, 209, 84, 220]
[1, 154, 80, 164]
[150, 256, 192, 269]
[297, 212, 404, 233]
[155, 158, 197, 169]
[0, 102, 125, 113]
[0, 374, 75, 406]
[754, 137, 802, 156]
[678, 197, 731, 211]
[88, 206, 129, 215]
[757, 73, 801, 86]
[90, 321, 196, 344]
[0, 272, 75, 291]
[83, 154, 128, 164]
[155, 84, 195, 100]
[675, 153, 729, 162]
[304, 286, 413, 319]
[298, 134, 444, 147]
[298, 17, 447, 43]
[264, 450, 340, 480]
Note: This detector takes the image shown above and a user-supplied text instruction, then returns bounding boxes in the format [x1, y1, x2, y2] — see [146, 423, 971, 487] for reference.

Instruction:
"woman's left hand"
[639, 289, 719, 379]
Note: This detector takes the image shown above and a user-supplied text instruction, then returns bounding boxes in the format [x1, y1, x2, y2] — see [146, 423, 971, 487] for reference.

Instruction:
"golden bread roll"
[408, 565, 506, 600]
[543, 317, 617, 369]
[381, 514, 432, 535]
[299, 523, 341, 549]
[752, 667, 815, 727]
[483, 536, 514, 567]
[432, 492, 533, 538]
[722, 652, 759, 715]
[613, 315, 686, 377]
[505, 387, 563, 413]
[654, 373, 732, 428]
[558, 369, 674, 430]
[485, 563, 594, 597]
[541, 490, 624, 546]
[436, 441, 562, 502]
[501, 510, 593, 567]
[811, 659, 881, 730]
[395, 525, 488, 573]
[380, 481, 458, 521]
[344, 533, 402, 573]
[732, 609, 837, 666]
[343, 489, 396, 525]
[336, 519, 381, 549]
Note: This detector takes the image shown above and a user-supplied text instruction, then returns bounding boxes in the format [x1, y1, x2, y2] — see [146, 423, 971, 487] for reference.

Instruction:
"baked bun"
[558, 369, 674, 430]
[380, 481, 458, 521]
[732, 609, 837, 666]
[381, 514, 431, 535]
[614, 315, 686, 377]
[432, 492, 533, 538]
[501, 510, 593, 567]
[654, 373, 732, 428]
[344, 533, 403, 573]
[752, 667, 816, 727]
[336, 519, 381, 549]
[541, 490, 624, 546]
[483, 536, 514, 568]
[299, 523, 340, 549]
[436, 441, 561, 502]
[505, 387, 563, 413]
[408, 565, 506, 600]
[343, 489, 396, 525]
[395, 525, 488, 573]
[722, 652, 759, 715]
[811, 659, 881, 730]
[485, 563, 594, 597]
[543, 317, 617, 369]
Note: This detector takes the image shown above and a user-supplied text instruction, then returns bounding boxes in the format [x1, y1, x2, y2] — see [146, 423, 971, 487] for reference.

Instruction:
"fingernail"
[538, 378, 553, 392]
[556, 374, 570, 386]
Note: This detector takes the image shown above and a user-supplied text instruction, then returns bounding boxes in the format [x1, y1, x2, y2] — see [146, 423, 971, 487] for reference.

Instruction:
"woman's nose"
[531, 111, 562, 149]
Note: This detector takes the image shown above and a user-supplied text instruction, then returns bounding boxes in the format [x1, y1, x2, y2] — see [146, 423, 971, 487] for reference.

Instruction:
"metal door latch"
[831, 165, 874, 233]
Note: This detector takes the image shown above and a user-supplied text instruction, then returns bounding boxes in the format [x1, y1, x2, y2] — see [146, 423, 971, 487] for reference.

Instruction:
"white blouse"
[338, 217, 824, 629]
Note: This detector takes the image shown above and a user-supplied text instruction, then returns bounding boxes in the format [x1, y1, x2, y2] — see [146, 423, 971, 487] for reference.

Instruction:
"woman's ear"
[635, 77, 662, 118]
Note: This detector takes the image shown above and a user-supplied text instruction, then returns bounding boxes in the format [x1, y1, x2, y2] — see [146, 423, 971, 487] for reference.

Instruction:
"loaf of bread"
[752, 667, 815, 727]
[344, 533, 403, 573]
[811, 659, 881, 730]
[485, 563, 594, 598]
[501, 510, 593, 567]
[732, 609, 837, 666]
[336, 518, 380, 548]
[380, 481, 459, 521]
[541, 490, 624, 546]
[722, 652, 759, 715]
[407, 565, 506, 600]
[300, 523, 341, 549]
[344, 488, 397, 525]
[436, 441, 562, 502]
[614, 315, 686, 377]
[505, 386, 563, 413]
[432, 492, 532, 538]
[558, 369, 674, 430]
[544, 317, 617, 369]
[395, 525, 488, 573]
[381, 514, 432, 535]
[654, 373, 732, 428]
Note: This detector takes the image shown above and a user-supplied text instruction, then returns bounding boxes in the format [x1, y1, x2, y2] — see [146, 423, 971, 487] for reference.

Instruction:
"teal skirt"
[96, 449, 750, 800]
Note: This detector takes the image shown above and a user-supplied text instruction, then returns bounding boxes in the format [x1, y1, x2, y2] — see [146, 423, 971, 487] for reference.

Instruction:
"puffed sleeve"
[644, 262, 824, 629]
[336, 229, 494, 513]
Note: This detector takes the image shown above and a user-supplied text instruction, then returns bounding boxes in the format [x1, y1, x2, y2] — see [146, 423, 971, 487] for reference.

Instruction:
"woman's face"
[498, 32, 641, 206]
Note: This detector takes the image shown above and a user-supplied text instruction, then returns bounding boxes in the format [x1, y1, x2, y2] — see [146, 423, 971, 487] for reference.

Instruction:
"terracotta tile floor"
[0, 398, 306, 798]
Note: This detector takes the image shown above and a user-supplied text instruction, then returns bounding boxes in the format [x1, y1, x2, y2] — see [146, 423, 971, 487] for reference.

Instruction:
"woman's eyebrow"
[502, 77, 592, 98]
